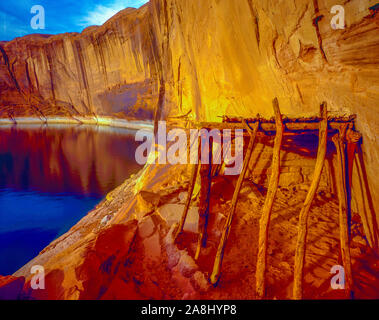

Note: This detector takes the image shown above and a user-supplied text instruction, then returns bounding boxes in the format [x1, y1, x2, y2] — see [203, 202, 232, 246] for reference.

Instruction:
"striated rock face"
[147, 0, 379, 228]
[1, 1, 378, 120]
[0, 0, 379, 299]
[0, 6, 160, 121]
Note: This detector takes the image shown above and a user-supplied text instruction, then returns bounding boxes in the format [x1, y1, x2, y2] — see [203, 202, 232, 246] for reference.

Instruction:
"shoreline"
[0, 116, 154, 131]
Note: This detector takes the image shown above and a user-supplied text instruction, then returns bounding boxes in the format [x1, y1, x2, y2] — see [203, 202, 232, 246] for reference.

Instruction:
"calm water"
[0, 124, 143, 275]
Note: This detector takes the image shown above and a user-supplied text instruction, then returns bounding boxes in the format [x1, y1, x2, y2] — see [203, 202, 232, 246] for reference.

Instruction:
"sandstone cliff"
[0, 5, 159, 121]
[0, 0, 379, 299]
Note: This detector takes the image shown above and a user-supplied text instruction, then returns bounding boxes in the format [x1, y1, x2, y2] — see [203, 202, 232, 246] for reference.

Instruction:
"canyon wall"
[149, 0, 379, 242]
[0, 0, 378, 236]
[0, 6, 161, 120]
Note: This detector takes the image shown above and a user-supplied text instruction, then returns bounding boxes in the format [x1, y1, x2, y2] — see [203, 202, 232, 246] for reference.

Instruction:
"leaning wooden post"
[346, 123, 361, 189]
[210, 120, 260, 284]
[211, 140, 224, 177]
[345, 124, 362, 236]
[332, 127, 354, 298]
[255, 98, 284, 299]
[195, 132, 213, 260]
[174, 161, 200, 241]
[174, 130, 201, 241]
[293, 103, 328, 300]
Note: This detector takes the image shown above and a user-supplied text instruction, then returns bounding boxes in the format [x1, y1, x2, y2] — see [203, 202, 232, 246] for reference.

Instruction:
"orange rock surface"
[1, 0, 378, 222]
[4, 162, 378, 300]
[0, 275, 25, 300]
[0, 0, 378, 299]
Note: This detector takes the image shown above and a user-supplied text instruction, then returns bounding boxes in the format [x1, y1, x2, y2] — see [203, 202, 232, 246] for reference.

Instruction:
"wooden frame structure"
[173, 98, 366, 299]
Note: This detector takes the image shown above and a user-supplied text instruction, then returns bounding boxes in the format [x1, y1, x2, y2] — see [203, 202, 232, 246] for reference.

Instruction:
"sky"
[0, 0, 149, 41]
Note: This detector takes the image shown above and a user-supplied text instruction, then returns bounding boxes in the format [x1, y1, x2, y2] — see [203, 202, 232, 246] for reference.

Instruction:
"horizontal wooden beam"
[221, 114, 356, 124]
[194, 120, 354, 132]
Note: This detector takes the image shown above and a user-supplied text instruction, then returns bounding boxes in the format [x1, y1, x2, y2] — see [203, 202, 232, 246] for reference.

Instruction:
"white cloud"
[79, 0, 148, 28]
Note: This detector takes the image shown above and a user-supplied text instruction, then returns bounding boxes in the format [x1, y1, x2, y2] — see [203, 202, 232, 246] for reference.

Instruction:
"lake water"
[0, 124, 143, 275]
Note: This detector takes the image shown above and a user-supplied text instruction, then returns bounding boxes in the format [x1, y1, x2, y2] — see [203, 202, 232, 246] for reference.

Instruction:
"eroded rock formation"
[0, 6, 159, 120]
[0, 0, 378, 299]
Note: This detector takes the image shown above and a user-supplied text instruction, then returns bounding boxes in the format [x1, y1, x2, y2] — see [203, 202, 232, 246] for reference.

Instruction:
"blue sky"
[0, 0, 149, 41]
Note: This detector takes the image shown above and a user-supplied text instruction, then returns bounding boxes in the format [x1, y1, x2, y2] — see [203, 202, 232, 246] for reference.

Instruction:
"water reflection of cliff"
[0, 125, 143, 197]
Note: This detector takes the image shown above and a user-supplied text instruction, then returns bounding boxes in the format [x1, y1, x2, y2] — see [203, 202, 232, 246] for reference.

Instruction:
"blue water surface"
[0, 124, 143, 275]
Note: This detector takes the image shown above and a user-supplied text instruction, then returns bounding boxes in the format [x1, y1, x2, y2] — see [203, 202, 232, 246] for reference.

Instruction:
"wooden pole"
[210, 120, 260, 284]
[195, 135, 213, 260]
[174, 132, 200, 242]
[325, 159, 335, 195]
[174, 165, 200, 241]
[332, 128, 354, 298]
[194, 120, 354, 133]
[346, 124, 361, 189]
[345, 124, 361, 238]
[293, 103, 328, 300]
[211, 140, 225, 177]
[255, 98, 284, 299]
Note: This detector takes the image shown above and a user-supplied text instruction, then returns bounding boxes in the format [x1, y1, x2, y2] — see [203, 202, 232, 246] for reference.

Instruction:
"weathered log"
[345, 124, 362, 237]
[293, 103, 328, 300]
[174, 131, 200, 241]
[346, 123, 361, 186]
[255, 98, 284, 299]
[174, 164, 200, 242]
[195, 136, 213, 260]
[325, 159, 335, 195]
[222, 114, 356, 124]
[211, 140, 224, 177]
[195, 120, 354, 133]
[210, 120, 260, 285]
[332, 128, 354, 298]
